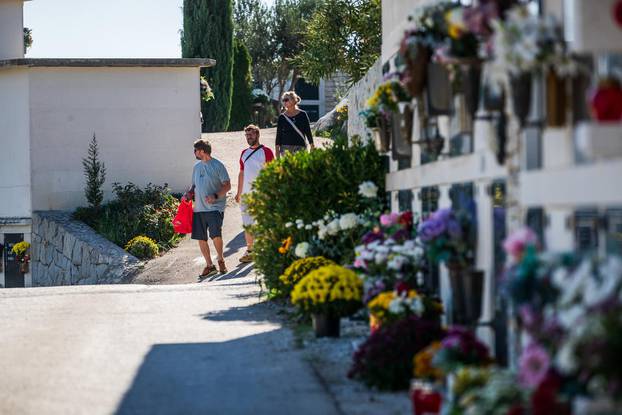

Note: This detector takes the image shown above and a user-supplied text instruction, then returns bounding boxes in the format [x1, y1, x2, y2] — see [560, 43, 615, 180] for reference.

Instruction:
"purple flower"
[519, 343, 551, 388]
[446, 219, 462, 239]
[362, 230, 384, 245]
[417, 218, 446, 242]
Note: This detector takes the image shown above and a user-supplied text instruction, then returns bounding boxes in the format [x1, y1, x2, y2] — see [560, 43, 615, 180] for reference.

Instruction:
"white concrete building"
[354, 0, 622, 364]
[0, 0, 214, 287]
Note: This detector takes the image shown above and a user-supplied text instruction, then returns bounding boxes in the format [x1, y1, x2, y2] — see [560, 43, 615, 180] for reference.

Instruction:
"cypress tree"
[82, 133, 106, 209]
[228, 39, 253, 131]
[182, 0, 234, 132]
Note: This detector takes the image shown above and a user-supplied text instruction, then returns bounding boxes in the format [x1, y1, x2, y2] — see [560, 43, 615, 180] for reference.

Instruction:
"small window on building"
[398, 190, 413, 212]
[420, 186, 440, 218]
[574, 209, 599, 253]
[295, 78, 319, 101]
[526, 207, 546, 249]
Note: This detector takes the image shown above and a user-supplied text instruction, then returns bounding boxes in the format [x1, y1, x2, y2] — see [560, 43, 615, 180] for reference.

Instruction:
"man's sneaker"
[218, 259, 227, 274]
[199, 264, 217, 281]
[239, 251, 253, 263]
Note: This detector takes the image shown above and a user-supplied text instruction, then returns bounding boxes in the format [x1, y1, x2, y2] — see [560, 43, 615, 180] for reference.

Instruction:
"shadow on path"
[199, 301, 278, 324]
[114, 331, 340, 415]
[224, 231, 246, 258]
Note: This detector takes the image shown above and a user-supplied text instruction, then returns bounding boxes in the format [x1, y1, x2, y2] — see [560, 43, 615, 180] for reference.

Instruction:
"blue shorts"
[191, 211, 224, 240]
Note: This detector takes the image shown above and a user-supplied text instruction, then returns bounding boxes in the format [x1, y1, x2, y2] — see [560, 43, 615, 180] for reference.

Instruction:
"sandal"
[218, 259, 227, 274]
[200, 264, 217, 278]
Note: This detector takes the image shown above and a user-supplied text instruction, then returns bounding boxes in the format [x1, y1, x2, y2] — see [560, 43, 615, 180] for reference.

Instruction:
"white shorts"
[240, 202, 254, 227]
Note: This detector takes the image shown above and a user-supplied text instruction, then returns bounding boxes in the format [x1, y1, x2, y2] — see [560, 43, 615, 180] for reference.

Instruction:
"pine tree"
[228, 39, 253, 131]
[82, 133, 106, 209]
[182, 0, 234, 132]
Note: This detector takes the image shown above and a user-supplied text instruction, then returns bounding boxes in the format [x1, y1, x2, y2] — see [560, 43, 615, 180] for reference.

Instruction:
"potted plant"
[290, 264, 363, 337]
[11, 241, 31, 274]
[365, 80, 412, 152]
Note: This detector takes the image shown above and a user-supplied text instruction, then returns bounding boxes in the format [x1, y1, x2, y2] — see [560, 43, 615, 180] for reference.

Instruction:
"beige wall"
[382, 0, 427, 63]
[0, 68, 31, 218]
[0, 0, 24, 60]
[28, 66, 201, 211]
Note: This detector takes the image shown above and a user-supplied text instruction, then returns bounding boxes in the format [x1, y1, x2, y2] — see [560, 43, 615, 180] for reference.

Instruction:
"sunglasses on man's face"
[282, 98, 290, 102]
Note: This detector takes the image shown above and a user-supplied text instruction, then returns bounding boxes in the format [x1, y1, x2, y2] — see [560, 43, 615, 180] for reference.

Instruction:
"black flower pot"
[460, 63, 482, 118]
[510, 72, 532, 128]
[448, 267, 484, 327]
[426, 62, 453, 116]
[371, 115, 391, 153]
[312, 313, 341, 338]
[482, 82, 505, 113]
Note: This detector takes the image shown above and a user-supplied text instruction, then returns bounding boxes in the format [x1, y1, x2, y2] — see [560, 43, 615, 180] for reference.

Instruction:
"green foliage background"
[74, 183, 182, 253]
[182, 0, 234, 132]
[246, 137, 385, 292]
[228, 39, 253, 131]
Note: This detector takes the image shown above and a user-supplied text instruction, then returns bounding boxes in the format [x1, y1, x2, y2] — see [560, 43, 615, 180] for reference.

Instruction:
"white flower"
[327, 219, 341, 235]
[387, 255, 407, 271]
[558, 305, 583, 329]
[297, 223, 304, 229]
[388, 298, 403, 314]
[408, 297, 424, 316]
[374, 252, 388, 264]
[305, 224, 313, 230]
[294, 242, 310, 258]
[295, 219, 303, 225]
[360, 249, 375, 261]
[285, 222, 293, 228]
[339, 213, 358, 230]
[556, 340, 578, 373]
[358, 181, 378, 198]
[318, 227, 328, 240]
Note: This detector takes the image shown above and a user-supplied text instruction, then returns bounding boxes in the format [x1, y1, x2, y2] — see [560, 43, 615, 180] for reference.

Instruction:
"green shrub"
[247, 136, 385, 294]
[228, 38, 253, 131]
[279, 256, 336, 295]
[73, 182, 182, 253]
[125, 236, 159, 259]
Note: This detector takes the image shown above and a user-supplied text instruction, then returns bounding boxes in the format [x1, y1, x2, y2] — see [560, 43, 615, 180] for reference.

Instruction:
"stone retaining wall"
[346, 58, 382, 141]
[30, 211, 140, 286]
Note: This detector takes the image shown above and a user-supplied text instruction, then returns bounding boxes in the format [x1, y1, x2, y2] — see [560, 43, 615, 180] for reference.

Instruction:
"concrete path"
[0, 129, 340, 414]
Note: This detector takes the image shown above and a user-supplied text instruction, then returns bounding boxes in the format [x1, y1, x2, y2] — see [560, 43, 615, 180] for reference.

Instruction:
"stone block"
[62, 233, 75, 259]
[71, 242, 83, 265]
[44, 245, 54, 266]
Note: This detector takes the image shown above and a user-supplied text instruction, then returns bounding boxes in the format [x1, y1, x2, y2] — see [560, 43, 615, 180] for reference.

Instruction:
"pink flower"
[380, 213, 400, 227]
[353, 258, 367, 269]
[503, 227, 538, 262]
[519, 343, 550, 388]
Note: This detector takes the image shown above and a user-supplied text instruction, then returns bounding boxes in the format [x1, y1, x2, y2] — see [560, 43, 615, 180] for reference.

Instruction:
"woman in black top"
[275, 90, 315, 158]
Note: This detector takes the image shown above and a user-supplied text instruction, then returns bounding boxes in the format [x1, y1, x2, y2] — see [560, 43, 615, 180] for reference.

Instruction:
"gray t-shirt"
[192, 158, 230, 212]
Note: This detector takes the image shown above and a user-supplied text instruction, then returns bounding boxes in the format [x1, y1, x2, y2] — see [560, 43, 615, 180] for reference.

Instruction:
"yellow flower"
[413, 341, 443, 379]
[278, 236, 293, 254]
[11, 241, 30, 257]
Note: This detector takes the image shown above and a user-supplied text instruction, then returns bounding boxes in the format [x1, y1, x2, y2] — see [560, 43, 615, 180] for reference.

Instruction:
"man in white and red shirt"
[235, 124, 274, 263]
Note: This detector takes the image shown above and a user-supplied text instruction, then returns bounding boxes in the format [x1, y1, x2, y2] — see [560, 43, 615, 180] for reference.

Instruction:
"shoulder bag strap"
[243, 145, 264, 164]
[282, 114, 307, 144]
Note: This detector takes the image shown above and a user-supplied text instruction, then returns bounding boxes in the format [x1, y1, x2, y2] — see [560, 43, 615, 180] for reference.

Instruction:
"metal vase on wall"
[426, 62, 453, 116]
[448, 267, 484, 326]
[391, 102, 414, 160]
[509, 72, 532, 128]
[460, 62, 482, 119]
[545, 69, 567, 127]
[371, 114, 392, 153]
[405, 44, 430, 97]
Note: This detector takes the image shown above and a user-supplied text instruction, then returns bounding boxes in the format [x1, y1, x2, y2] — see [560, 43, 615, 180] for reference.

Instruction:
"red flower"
[590, 78, 622, 121]
[398, 211, 414, 228]
[395, 281, 411, 295]
[531, 370, 570, 415]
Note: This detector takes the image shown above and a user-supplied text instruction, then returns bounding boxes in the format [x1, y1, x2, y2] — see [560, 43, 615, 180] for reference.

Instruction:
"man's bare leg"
[212, 237, 224, 261]
[198, 240, 213, 266]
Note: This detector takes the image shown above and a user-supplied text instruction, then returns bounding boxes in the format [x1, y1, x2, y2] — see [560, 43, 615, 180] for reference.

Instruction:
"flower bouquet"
[278, 256, 336, 297]
[367, 288, 443, 333]
[290, 264, 363, 337]
[11, 241, 31, 274]
[431, 326, 492, 374]
[364, 80, 411, 152]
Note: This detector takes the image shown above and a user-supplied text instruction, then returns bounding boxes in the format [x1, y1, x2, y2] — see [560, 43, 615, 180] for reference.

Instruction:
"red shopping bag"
[172, 198, 193, 234]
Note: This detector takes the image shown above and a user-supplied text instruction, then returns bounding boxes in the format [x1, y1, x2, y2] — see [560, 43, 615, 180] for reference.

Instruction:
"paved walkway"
[0, 130, 341, 414]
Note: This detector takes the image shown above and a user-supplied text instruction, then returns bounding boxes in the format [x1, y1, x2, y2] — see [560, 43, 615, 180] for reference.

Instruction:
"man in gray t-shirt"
[186, 138, 231, 279]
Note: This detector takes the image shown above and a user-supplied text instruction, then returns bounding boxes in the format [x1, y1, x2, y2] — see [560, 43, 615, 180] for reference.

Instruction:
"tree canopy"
[293, 0, 381, 85]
